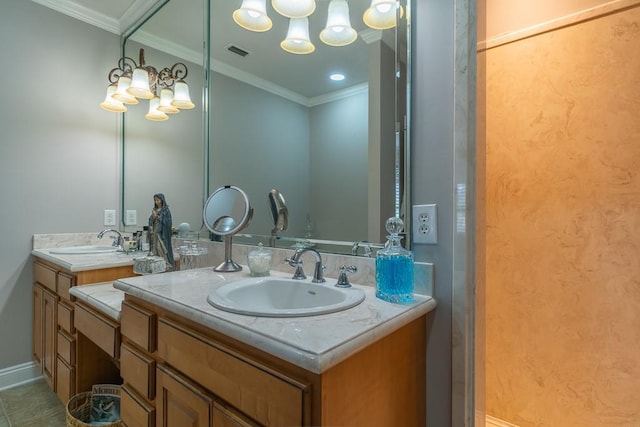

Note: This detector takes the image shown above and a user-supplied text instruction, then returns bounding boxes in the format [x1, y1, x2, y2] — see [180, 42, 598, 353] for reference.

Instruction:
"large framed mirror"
[121, 0, 410, 256]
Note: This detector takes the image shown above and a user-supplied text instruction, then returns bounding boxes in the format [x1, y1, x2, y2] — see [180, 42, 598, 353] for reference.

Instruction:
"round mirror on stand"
[203, 185, 253, 272]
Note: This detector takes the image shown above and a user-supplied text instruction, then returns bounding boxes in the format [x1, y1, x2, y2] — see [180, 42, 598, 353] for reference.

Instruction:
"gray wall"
[0, 1, 120, 369]
[412, 0, 457, 426]
[210, 73, 311, 237]
[123, 42, 206, 231]
[309, 92, 368, 241]
[0, 2, 465, 425]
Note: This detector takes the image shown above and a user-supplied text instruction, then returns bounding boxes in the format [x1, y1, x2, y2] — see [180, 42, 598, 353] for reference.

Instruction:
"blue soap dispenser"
[375, 217, 414, 303]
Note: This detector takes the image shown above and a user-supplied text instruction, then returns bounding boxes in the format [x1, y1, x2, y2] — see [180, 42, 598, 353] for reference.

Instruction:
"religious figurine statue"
[149, 193, 174, 271]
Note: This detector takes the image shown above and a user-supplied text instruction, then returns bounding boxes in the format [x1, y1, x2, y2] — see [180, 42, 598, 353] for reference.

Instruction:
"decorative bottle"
[375, 217, 414, 303]
[140, 226, 150, 252]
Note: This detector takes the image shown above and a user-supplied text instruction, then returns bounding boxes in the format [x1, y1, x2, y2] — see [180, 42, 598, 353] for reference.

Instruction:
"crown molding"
[308, 83, 368, 107]
[33, 0, 366, 108]
[31, 0, 120, 34]
[119, 0, 162, 35]
[31, 0, 162, 36]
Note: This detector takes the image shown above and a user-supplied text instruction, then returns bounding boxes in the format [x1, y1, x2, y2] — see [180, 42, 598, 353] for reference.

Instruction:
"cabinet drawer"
[74, 303, 120, 358]
[157, 318, 307, 427]
[121, 300, 156, 353]
[57, 330, 75, 365]
[57, 301, 74, 334]
[121, 342, 156, 401]
[56, 356, 75, 405]
[34, 262, 56, 292]
[121, 384, 155, 427]
[57, 272, 75, 301]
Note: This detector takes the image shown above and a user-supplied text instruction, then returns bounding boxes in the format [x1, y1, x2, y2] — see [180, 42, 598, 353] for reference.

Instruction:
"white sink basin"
[207, 277, 366, 317]
[49, 245, 119, 255]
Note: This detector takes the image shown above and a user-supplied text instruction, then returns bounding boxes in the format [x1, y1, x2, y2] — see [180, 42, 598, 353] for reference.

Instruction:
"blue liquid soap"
[375, 217, 415, 304]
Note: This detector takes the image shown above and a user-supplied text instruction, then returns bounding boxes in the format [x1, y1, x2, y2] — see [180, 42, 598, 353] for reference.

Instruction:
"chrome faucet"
[351, 241, 385, 257]
[286, 248, 325, 283]
[97, 229, 124, 251]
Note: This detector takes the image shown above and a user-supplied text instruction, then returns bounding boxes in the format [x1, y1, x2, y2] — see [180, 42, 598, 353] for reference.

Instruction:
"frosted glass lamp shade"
[281, 18, 315, 54]
[320, 0, 357, 46]
[100, 84, 127, 112]
[145, 96, 169, 121]
[171, 81, 195, 109]
[158, 88, 179, 114]
[128, 67, 154, 99]
[272, 0, 315, 18]
[112, 75, 138, 105]
[363, 0, 402, 30]
[233, 0, 272, 32]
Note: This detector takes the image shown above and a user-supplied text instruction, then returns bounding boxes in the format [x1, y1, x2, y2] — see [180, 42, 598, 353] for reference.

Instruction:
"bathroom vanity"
[31, 247, 136, 404]
[114, 269, 435, 426]
[32, 237, 436, 426]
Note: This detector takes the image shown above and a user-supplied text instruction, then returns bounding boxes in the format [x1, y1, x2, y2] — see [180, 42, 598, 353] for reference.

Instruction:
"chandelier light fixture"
[232, 0, 402, 54]
[320, 0, 357, 47]
[281, 17, 315, 54]
[233, 0, 273, 32]
[363, 0, 403, 30]
[100, 48, 194, 121]
[271, 0, 316, 18]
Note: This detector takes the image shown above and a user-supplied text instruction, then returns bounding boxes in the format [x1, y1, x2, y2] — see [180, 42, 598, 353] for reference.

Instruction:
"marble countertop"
[32, 248, 140, 272]
[114, 268, 436, 374]
[69, 282, 124, 321]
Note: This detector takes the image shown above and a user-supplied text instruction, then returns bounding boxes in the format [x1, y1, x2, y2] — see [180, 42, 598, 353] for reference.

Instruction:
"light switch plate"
[125, 210, 137, 226]
[104, 209, 116, 226]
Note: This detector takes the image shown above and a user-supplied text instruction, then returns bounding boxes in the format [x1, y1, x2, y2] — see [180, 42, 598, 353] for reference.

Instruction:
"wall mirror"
[121, 0, 410, 256]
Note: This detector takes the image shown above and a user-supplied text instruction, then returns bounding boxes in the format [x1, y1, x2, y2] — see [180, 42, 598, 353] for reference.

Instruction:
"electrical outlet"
[103, 209, 116, 226]
[412, 204, 437, 244]
[125, 210, 137, 226]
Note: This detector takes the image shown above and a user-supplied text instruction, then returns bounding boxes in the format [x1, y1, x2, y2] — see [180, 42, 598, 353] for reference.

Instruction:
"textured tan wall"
[484, 5, 640, 426]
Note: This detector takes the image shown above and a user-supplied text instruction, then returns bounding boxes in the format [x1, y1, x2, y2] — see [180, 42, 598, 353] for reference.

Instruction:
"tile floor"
[0, 379, 66, 426]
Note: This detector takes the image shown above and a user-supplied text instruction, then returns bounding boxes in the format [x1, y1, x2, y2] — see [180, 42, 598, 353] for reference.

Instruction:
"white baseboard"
[487, 415, 520, 427]
[0, 362, 42, 391]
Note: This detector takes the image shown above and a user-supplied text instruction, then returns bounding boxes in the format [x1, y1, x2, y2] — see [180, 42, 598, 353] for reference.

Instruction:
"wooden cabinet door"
[56, 356, 75, 404]
[213, 401, 260, 427]
[33, 285, 44, 368]
[156, 364, 213, 427]
[42, 287, 58, 390]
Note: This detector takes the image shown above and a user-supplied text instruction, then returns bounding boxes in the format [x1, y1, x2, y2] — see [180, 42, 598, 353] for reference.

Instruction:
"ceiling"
[32, 0, 397, 104]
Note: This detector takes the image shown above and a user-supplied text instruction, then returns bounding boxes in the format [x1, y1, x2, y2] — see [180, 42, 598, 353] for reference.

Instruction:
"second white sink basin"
[207, 277, 366, 317]
[50, 245, 119, 254]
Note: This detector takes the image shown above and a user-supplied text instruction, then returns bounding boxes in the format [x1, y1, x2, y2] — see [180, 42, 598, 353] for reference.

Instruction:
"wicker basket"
[66, 384, 122, 427]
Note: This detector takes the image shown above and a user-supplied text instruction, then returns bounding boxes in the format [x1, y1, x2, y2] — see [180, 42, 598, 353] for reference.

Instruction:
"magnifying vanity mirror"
[120, 0, 410, 256]
[268, 189, 289, 246]
[203, 186, 253, 272]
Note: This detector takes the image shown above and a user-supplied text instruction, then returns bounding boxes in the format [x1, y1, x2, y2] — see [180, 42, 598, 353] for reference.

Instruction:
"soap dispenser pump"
[375, 217, 414, 303]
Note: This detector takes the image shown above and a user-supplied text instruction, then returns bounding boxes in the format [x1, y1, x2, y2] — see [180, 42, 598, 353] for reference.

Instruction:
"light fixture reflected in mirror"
[320, 0, 357, 47]
[100, 84, 127, 112]
[272, 0, 315, 18]
[281, 17, 315, 54]
[232, 0, 401, 54]
[145, 96, 169, 121]
[233, 0, 272, 32]
[362, 0, 403, 30]
[100, 48, 194, 120]
[112, 74, 138, 105]
[128, 67, 154, 99]
[158, 88, 179, 114]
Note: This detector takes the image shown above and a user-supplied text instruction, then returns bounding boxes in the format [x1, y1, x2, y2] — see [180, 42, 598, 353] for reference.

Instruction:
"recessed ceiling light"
[329, 73, 345, 81]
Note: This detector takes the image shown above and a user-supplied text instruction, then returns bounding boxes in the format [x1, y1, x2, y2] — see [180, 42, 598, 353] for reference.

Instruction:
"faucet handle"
[335, 265, 357, 288]
[285, 258, 307, 280]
